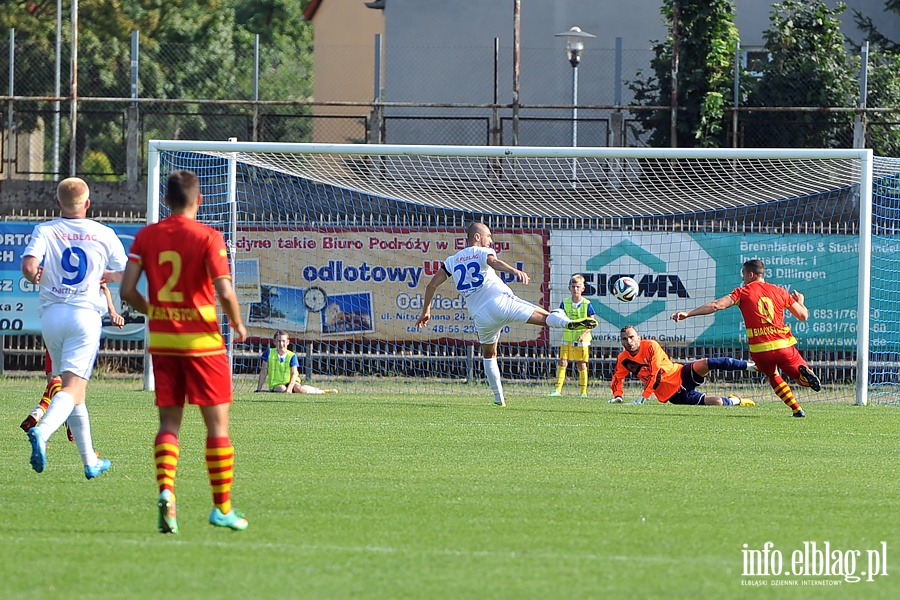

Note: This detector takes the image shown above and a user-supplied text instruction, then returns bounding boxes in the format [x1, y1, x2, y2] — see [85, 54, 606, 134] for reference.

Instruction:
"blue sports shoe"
[158, 490, 178, 534]
[28, 427, 47, 473]
[209, 507, 249, 531]
[84, 458, 111, 480]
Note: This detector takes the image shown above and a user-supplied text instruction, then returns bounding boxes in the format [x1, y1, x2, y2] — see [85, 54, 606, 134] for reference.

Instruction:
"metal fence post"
[853, 42, 869, 150]
[126, 30, 139, 183]
[368, 33, 383, 144]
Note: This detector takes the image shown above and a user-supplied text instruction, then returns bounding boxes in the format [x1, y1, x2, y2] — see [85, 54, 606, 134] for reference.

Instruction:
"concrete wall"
[0, 180, 147, 217]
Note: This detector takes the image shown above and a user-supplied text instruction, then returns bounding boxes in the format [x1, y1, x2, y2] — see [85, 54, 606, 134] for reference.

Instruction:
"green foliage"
[0, 0, 314, 172]
[864, 51, 900, 156]
[852, 0, 900, 53]
[744, 0, 856, 148]
[628, 0, 740, 148]
[81, 150, 118, 180]
[2, 379, 900, 597]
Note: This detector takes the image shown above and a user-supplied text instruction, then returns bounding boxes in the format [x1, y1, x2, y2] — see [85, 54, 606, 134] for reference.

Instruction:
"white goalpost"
[144, 140, 900, 406]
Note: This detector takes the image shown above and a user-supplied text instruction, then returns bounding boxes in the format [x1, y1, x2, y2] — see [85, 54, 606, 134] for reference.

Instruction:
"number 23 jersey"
[23, 217, 127, 313]
[443, 245, 514, 316]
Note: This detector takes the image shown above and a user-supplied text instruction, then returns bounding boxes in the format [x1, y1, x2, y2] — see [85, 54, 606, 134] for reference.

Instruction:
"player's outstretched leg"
[727, 395, 756, 407]
[566, 316, 599, 330]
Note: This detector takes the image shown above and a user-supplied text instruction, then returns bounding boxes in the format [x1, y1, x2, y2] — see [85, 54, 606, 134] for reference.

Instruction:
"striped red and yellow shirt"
[730, 279, 797, 353]
[128, 215, 231, 356]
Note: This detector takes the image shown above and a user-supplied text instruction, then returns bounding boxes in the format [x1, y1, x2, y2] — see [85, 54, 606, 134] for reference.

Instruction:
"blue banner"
[0, 222, 145, 339]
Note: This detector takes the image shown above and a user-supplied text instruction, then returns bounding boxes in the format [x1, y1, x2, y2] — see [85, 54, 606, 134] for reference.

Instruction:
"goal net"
[144, 141, 900, 406]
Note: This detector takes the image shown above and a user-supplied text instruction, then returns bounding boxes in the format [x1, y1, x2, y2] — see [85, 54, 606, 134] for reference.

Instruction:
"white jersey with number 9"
[23, 217, 128, 314]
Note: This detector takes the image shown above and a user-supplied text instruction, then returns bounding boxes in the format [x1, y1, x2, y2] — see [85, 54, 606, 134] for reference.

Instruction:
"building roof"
[304, 0, 384, 21]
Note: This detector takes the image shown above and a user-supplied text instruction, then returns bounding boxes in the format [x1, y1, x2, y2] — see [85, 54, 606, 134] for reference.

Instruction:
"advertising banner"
[549, 231, 862, 350]
[235, 227, 550, 343]
[0, 223, 144, 339]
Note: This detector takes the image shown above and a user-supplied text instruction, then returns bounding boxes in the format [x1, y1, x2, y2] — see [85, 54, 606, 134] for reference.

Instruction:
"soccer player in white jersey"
[416, 222, 598, 407]
[21, 177, 128, 479]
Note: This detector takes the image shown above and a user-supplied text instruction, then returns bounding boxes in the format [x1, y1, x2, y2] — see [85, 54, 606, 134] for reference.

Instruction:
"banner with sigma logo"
[234, 227, 549, 343]
[549, 231, 861, 350]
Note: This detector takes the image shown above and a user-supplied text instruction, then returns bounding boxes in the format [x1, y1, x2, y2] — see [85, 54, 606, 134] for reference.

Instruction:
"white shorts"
[41, 304, 102, 380]
[473, 291, 538, 344]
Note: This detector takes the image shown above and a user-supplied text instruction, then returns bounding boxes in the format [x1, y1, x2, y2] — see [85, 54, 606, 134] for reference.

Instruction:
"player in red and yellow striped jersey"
[120, 169, 249, 534]
[672, 259, 821, 417]
[610, 326, 754, 406]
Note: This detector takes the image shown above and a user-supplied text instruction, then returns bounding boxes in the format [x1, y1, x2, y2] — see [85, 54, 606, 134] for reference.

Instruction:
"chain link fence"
[1, 34, 898, 181]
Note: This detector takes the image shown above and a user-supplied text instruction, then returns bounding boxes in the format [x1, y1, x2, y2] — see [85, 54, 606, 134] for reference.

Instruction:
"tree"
[232, 0, 314, 142]
[863, 51, 900, 156]
[743, 0, 856, 148]
[1, 0, 315, 175]
[853, 0, 900, 53]
[851, 1, 900, 156]
[627, 0, 740, 148]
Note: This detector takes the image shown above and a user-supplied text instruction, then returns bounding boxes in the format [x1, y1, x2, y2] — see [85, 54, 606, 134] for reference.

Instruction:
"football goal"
[144, 141, 900, 406]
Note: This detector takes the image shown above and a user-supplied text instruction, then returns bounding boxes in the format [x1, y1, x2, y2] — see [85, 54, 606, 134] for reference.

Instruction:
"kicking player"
[415, 222, 598, 407]
[609, 325, 756, 406]
[671, 258, 821, 417]
[21, 177, 128, 479]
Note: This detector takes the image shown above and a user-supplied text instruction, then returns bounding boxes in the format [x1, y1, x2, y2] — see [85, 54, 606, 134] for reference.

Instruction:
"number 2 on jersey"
[158, 250, 184, 302]
[453, 261, 484, 291]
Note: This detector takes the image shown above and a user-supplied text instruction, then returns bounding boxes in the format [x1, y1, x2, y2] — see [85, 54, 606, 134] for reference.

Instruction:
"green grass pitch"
[2, 377, 899, 599]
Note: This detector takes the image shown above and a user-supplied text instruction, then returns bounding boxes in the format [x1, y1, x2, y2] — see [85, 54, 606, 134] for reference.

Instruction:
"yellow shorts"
[559, 343, 590, 362]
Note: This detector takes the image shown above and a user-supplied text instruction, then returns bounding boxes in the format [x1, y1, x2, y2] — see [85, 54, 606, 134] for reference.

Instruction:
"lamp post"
[555, 26, 595, 185]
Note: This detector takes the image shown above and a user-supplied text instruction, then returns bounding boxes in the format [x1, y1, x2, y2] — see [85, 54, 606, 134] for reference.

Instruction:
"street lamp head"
[555, 26, 596, 68]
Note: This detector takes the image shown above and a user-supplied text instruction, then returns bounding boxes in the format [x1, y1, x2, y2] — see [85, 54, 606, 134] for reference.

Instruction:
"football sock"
[555, 367, 566, 392]
[707, 357, 747, 371]
[35, 390, 75, 440]
[66, 402, 99, 466]
[38, 377, 61, 413]
[769, 374, 802, 412]
[722, 396, 735, 406]
[579, 368, 588, 394]
[483, 357, 504, 404]
[155, 431, 180, 494]
[206, 436, 235, 515]
[545, 310, 568, 328]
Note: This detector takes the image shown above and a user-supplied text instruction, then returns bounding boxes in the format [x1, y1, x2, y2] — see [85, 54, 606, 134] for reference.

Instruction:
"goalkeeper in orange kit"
[609, 326, 755, 407]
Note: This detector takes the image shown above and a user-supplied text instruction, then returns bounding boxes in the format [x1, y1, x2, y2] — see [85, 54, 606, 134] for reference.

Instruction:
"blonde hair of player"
[56, 177, 91, 217]
[549, 273, 591, 397]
